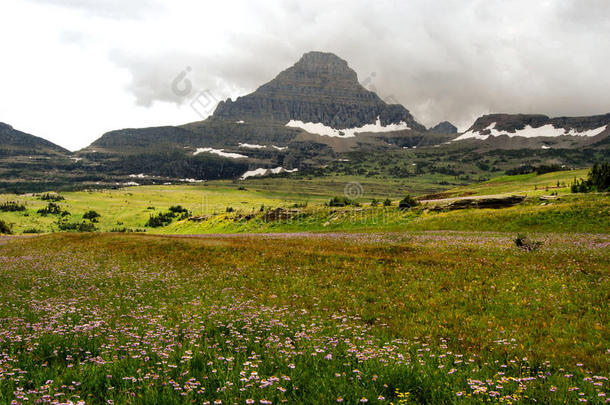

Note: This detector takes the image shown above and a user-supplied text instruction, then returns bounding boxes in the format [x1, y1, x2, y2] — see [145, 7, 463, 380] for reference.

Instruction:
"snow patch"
[454, 123, 608, 141]
[541, 145, 551, 149]
[272, 145, 288, 151]
[193, 147, 247, 159]
[235, 120, 245, 124]
[124, 181, 140, 186]
[238, 143, 265, 149]
[240, 167, 298, 180]
[129, 173, 148, 178]
[179, 178, 204, 183]
[70, 157, 82, 162]
[286, 116, 411, 138]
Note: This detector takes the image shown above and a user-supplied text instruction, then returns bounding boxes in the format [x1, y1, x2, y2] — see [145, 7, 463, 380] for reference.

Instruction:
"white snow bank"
[272, 145, 288, 151]
[193, 147, 247, 159]
[454, 123, 608, 141]
[240, 167, 298, 180]
[286, 116, 411, 138]
[238, 143, 266, 149]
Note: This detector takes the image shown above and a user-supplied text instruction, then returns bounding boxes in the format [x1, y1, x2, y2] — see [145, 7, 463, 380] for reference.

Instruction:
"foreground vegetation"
[0, 232, 608, 404]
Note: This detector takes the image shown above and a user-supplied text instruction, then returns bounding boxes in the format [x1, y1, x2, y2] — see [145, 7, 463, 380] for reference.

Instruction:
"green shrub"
[83, 210, 101, 222]
[514, 234, 542, 251]
[398, 194, 419, 209]
[146, 212, 175, 227]
[571, 162, 610, 193]
[589, 162, 610, 191]
[0, 201, 26, 212]
[58, 221, 97, 232]
[0, 219, 12, 234]
[22, 228, 43, 234]
[37, 202, 62, 216]
[39, 193, 65, 201]
[169, 205, 188, 214]
[383, 198, 392, 206]
[328, 196, 360, 207]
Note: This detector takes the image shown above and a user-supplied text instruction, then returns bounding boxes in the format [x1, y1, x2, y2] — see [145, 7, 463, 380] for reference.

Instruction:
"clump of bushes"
[571, 162, 610, 193]
[514, 234, 543, 252]
[146, 212, 176, 227]
[169, 205, 189, 219]
[39, 193, 65, 201]
[83, 210, 101, 222]
[398, 194, 419, 210]
[383, 198, 392, 207]
[37, 202, 62, 216]
[0, 219, 12, 234]
[145, 205, 190, 227]
[22, 228, 43, 234]
[0, 201, 26, 212]
[109, 227, 146, 233]
[327, 196, 360, 207]
[58, 221, 97, 232]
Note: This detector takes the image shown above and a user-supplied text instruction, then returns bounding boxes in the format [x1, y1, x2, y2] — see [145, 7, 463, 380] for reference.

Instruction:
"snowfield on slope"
[454, 123, 608, 141]
[193, 147, 248, 158]
[286, 117, 411, 138]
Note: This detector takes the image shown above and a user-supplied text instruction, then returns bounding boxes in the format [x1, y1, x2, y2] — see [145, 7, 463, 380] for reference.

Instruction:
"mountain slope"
[0, 122, 70, 156]
[454, 113, 610, 146]
[80, 51, 434, 176]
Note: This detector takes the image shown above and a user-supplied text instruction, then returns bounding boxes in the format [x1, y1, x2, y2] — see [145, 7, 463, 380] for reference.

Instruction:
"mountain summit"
[213, 51, 425, 131]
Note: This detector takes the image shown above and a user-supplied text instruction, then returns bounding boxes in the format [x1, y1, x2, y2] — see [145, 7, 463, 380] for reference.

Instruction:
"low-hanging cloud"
[17, 0, 610, 133]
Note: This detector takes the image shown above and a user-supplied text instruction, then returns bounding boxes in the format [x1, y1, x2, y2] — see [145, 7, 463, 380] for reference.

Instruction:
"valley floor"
[0, 231, 608, 404]
[0, 169, 608, 235]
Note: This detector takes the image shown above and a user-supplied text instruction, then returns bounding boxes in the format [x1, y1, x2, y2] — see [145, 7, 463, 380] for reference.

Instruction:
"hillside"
[453, 113, 610, 149]
[0, 122, 69, 155]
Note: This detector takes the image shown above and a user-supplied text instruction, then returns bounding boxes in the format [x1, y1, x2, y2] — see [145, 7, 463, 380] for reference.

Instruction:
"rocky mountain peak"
[429, 121, 457, 134]
[212, 51, 426, 132]
[289, 51, 357, 81]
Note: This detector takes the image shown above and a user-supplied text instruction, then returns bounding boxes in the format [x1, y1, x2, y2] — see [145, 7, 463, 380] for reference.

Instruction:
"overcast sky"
[1, 0, 609, 150]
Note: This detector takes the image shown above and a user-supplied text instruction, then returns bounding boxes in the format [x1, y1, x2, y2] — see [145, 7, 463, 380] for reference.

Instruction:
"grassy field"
[442, 169, 590, 198]
[0, 232, 608, 404]
[1, 170, 607, 235]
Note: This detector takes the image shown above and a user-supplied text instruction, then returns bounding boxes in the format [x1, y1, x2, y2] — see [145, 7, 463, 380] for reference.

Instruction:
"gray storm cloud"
[107, 0, 610, 130]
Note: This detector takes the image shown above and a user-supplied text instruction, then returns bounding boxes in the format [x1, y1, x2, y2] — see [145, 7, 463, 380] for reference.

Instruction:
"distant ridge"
[0, 122, 69, 155]
[455, 113, 610, 141]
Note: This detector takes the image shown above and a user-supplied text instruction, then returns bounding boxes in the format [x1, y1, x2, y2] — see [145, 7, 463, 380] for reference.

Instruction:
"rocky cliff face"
[213, 51, 426, 131]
